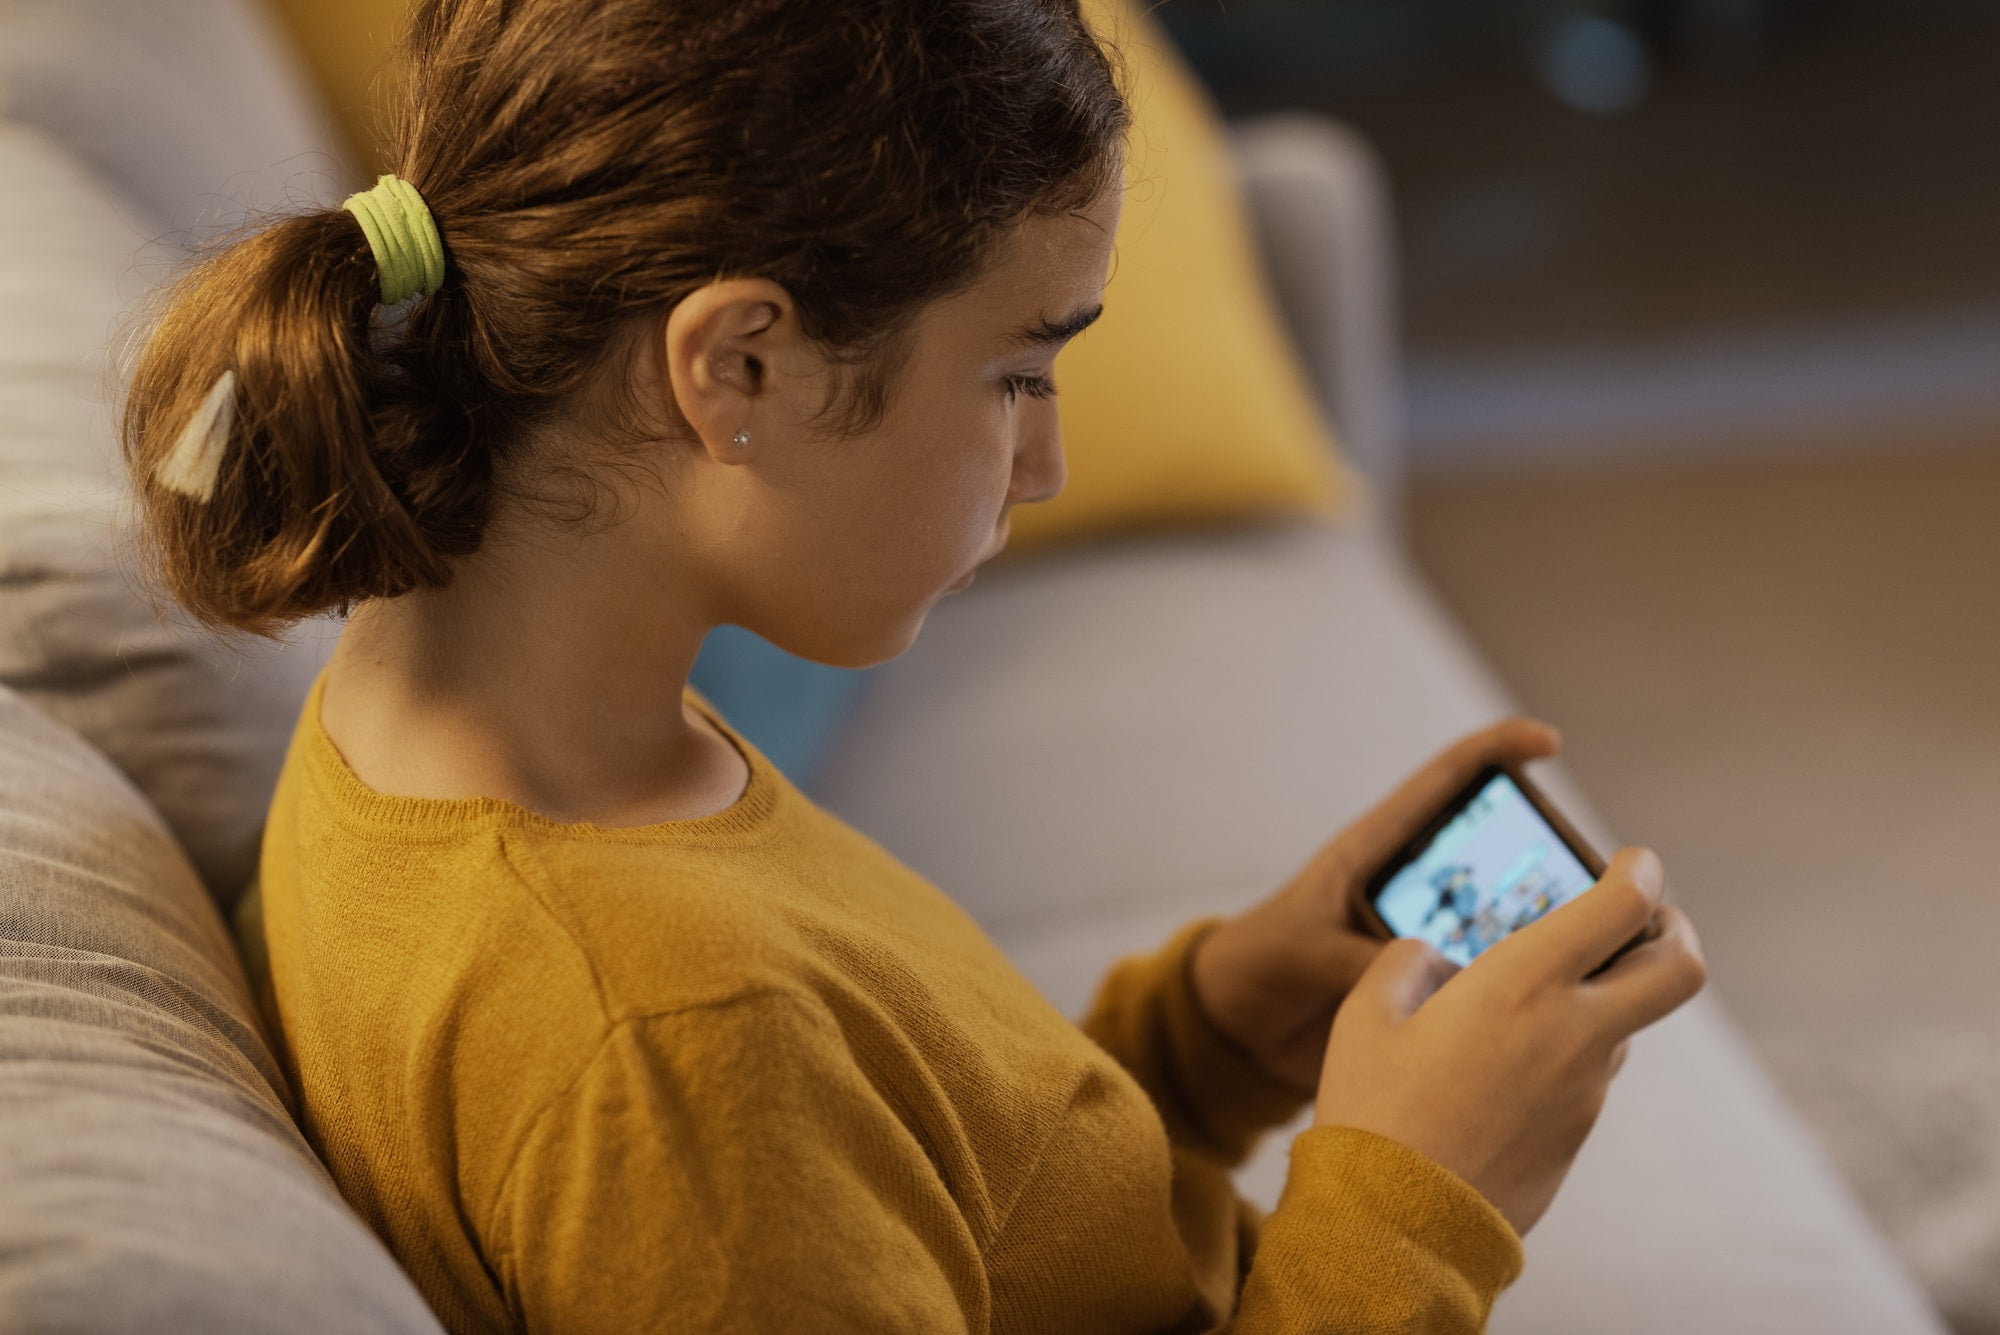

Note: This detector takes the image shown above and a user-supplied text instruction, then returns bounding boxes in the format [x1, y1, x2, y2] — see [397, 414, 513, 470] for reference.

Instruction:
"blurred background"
[1151, 0, 2000, 1328]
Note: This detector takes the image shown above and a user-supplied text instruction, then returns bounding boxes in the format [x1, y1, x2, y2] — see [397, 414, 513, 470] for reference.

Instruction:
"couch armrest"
[1229, 113, 1407, 542]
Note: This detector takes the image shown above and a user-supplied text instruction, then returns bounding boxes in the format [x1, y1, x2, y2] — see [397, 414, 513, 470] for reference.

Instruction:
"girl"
[119, 1, 1706, 1330]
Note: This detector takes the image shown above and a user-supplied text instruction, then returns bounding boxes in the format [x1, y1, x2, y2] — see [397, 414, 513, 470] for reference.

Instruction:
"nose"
[1010, 412, 1066, 508]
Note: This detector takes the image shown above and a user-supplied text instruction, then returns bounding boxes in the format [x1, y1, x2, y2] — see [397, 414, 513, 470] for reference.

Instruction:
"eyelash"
[1004, 372, 1058, 401]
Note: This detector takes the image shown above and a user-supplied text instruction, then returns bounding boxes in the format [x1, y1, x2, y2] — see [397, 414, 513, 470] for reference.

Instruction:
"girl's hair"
[119, 0, 1129, 638]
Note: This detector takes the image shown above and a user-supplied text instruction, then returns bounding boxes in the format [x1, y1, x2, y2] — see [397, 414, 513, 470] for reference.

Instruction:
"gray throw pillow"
[0, 0, 359, 915]
[0, 118, 339, 913]
[0, 680, 445, 1333]
[0, 0, 355, 233]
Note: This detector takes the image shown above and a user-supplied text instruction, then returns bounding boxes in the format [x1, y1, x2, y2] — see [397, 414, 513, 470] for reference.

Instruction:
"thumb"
[1345, 936, 1459, 1028]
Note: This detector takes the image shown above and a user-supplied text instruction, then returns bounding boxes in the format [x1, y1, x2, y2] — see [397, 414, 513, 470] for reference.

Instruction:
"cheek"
[892, 393, 1016, 533]
[951, 404, 1022, 527]
[812, 375, 1017, 588]
[902, 445, 1007, 573]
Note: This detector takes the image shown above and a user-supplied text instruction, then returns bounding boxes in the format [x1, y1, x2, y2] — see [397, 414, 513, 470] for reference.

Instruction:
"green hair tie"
[342, 173, 445, 305]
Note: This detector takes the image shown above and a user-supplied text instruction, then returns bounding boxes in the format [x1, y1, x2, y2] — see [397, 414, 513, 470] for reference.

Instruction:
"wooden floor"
[1407, 428, 2000, 1331]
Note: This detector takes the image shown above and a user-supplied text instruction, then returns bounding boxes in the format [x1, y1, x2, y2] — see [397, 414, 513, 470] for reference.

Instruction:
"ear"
[658, 277, 804, 463]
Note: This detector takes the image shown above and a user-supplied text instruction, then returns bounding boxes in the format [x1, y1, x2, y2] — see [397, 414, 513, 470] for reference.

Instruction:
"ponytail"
[119, 190, 491, 638]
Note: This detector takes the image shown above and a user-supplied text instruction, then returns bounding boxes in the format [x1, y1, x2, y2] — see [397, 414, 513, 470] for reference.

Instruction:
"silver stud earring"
[731, 427, 751, 449]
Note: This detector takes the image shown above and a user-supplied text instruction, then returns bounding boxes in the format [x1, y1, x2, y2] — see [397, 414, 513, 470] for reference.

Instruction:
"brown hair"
[118, 0, 1129, 638]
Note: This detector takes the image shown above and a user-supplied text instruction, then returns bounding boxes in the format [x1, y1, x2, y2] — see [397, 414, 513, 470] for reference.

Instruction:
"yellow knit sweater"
[237, 668, 1523, 1333]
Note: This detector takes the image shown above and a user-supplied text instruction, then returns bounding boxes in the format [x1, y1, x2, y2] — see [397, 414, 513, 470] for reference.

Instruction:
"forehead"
[1005, 180, 1121, 282]
[937, 186, 1123, 338]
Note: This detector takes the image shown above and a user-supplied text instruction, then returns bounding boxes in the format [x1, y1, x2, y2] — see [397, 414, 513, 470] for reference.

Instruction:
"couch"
[0, 0, 1949, 1329]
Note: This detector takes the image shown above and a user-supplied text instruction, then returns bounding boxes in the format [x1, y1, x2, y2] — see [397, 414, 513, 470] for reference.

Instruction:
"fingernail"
[1634, 847, 1664, 893]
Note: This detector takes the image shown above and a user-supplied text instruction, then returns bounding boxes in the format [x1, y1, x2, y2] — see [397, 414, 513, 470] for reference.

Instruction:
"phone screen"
[1369, 769, 1601, 966]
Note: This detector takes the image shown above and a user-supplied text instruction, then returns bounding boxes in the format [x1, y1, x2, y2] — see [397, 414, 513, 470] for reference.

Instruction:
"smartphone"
[1360, 761, 1653, 973]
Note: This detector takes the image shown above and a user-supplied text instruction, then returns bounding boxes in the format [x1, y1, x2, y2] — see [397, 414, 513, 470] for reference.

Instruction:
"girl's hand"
[1189, 717, 1565, 1094]
[1313, 845, 1707, 1236]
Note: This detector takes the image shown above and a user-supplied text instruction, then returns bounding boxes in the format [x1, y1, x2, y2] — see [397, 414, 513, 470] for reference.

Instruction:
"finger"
[1277, 927, 1386, 998]
[1482, 846, 1666, 986]
[1584, 904, 1707, 1036]
[1247, 922, 1386, 1006]
[1607, 1037, 1631, 1078]
[1331, 717, 1564, 879]
[1582, 905, 1666, 981]
[1340, 936, 1460, 1029]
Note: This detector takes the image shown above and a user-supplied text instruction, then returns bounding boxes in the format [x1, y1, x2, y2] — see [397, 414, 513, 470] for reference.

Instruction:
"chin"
[779, 609, 930, 672]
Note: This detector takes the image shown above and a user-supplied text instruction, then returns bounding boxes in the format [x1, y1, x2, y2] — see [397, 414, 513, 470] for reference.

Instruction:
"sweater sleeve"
[1078, 916, 1313, 1168]
[1082, 918, 1525, 1332]
[485, 992, 985, 1334]
[1224, 1126, 1525, 1332]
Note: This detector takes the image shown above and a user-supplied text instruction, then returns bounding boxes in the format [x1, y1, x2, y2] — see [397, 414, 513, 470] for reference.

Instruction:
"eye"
[1003, 372, 1058, 401]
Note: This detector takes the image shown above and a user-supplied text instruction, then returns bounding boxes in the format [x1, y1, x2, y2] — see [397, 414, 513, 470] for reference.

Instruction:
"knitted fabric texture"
[240, 666, 1525, 1332]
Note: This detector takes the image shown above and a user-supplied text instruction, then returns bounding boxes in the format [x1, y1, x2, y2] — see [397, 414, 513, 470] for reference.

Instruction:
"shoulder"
[483, 989, 983, 1332]
[485, 991, 857, 1239]
[492, 827, 818, 1018]
[488, 987, 922, 1218]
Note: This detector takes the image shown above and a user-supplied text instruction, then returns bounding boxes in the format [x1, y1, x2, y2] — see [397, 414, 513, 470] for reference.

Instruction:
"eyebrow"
[1003, 303, 1105, 351]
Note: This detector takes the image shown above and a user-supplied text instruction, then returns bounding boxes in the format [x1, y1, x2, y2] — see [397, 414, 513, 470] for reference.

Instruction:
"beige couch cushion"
[808, 514, 1945, 1334]
[0, 681, 444, 1331]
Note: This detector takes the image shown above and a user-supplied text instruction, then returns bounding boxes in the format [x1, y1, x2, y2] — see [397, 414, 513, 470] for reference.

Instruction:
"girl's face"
[656, 174, 1124, 669]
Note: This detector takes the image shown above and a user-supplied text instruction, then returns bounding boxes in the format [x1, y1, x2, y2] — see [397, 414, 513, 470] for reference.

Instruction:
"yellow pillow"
[262, 0, 402, 177]
[260, 0, 1362, 555]
[1010, 0, 1360, 556]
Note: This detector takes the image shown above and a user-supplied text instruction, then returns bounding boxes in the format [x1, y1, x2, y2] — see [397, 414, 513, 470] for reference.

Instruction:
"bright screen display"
[1373, 772, 1598, 966]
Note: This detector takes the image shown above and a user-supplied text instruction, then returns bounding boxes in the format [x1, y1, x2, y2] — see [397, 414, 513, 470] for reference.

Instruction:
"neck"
[322, 506, 721, 823]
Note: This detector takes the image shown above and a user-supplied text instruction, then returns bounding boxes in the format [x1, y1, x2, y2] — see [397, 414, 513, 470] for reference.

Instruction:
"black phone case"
[1357, 760, 1648, 973]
